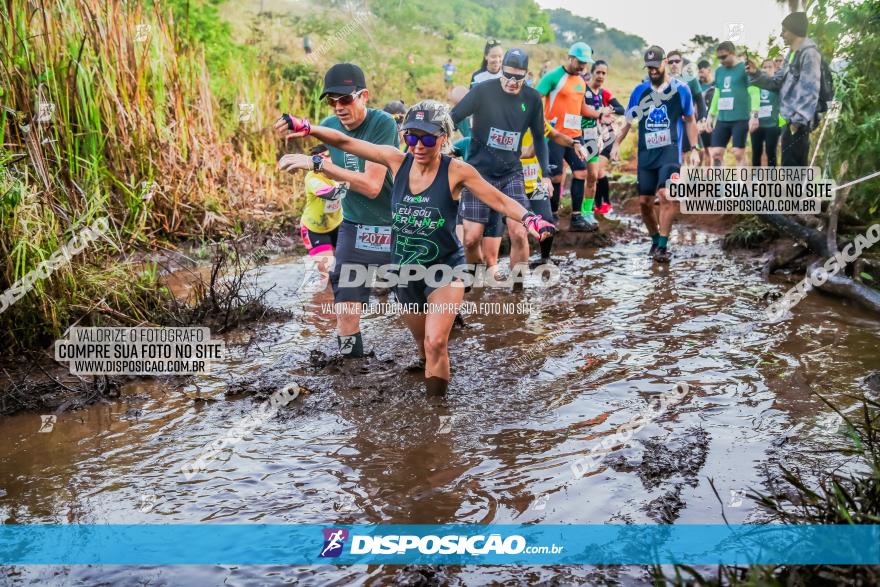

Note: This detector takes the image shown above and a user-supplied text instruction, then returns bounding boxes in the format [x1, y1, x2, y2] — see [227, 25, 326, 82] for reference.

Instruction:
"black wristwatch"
[312, 155, 324, 172]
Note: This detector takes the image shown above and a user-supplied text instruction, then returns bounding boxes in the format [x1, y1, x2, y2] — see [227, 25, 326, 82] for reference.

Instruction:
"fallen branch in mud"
[766, 224, 880, 320]
[759, 164, 880, 315]
[805, 258, 880, 313]
[158, 237, 292, 332]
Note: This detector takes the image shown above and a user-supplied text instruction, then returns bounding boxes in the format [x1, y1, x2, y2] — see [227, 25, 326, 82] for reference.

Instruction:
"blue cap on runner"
[568, 42, 594, 64]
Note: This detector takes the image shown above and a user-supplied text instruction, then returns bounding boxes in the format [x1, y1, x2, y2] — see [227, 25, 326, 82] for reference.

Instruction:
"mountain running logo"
[319, 528, 349, 558]
[645, 104, 670, 131]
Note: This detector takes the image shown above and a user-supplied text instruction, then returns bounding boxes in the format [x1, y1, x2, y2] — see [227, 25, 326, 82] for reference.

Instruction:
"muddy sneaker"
[648, 243, 658, 256]
[454, 313, 466, 328]
[653, 247, 671, 263]
[405, 357, 426, 372]
[596, 203, 613, 214]
[569, 215, 589, 232]
[529, 257, 556, 269]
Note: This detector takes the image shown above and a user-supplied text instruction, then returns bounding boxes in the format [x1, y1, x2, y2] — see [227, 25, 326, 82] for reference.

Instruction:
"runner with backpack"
[746, 11, 834, 167]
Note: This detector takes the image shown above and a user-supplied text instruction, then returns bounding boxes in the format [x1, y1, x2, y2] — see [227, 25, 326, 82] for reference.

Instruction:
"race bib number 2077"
[355, 225, 391, 252]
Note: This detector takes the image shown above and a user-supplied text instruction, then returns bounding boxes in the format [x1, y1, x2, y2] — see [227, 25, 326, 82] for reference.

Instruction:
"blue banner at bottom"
[1, 524, 879, 565]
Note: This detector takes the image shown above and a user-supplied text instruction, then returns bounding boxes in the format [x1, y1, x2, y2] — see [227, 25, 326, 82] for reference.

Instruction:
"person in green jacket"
[748, 59, 783, 166]
[705, 41, 760, 167]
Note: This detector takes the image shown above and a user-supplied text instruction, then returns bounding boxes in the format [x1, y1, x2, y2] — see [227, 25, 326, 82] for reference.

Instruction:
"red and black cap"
[320, 63, 367, 98]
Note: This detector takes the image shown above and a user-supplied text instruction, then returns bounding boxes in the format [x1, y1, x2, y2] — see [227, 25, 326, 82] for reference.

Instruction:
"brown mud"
[2, 201, 879, 585]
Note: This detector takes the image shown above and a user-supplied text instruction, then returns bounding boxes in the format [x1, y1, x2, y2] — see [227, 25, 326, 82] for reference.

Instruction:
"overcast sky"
[536, 0, 791, 55]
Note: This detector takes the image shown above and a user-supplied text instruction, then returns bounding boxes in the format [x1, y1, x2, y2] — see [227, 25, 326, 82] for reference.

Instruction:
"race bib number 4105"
[487, 127, 521, 151]
[355, 225, 391, 252]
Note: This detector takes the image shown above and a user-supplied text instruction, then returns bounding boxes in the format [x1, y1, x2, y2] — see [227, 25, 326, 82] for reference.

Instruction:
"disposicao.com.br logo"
[319, 528, 349, 558]
[319, 528, 563, 558]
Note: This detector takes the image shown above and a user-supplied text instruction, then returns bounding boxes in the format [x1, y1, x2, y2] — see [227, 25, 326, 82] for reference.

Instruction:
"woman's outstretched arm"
[274, 115, 406, 175]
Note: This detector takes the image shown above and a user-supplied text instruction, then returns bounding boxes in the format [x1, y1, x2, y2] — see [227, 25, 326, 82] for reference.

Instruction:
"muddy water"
[2, 219, 879, 585]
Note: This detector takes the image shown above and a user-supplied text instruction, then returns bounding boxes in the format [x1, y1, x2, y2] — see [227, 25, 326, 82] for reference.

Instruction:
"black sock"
[539, 235, 553, 260]
[570, 178, 584, 215]
[462, 264, 475, 293]
[713, 157, 722, 167]
[337, 332, 364, 358]
[426, 376, 448, 395]
[550, 182, 561, 213]
[596, 176, 610, 206]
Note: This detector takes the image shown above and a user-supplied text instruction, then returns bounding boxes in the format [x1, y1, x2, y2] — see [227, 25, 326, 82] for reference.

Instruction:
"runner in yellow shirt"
[521, 121, 585, 265]
[300, 144, 344, 276]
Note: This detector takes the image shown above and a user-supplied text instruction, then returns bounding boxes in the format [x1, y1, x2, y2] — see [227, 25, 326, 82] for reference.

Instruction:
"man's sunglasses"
[403, 132, 440, 147]
[326, 90, 365, 107]
[716, 53, 731, 60]
[501, 70, 527, 82]
[667, 58, 682, 64]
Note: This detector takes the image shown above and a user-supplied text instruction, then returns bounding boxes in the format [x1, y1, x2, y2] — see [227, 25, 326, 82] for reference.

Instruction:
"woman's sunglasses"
[403, 133, 440, 147]
[325, 90, 365, 107]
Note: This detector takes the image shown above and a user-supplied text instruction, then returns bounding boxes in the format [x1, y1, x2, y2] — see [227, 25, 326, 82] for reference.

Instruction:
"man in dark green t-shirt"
[748, 59, 782, 166]
[276, 63, 398, 359]
[706, 41, 759, 167]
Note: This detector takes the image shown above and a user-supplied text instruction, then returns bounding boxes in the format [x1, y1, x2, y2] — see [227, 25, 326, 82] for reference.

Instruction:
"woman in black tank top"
[278, 101, 555, 395]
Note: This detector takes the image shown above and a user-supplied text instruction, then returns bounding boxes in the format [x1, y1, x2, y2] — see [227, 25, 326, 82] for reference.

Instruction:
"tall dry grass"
[0, 0, 303, 348]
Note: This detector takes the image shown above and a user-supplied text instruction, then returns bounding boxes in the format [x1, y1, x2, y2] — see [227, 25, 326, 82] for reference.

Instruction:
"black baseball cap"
[320, 63, 367, 98]
[383, 100, 406, 116]
[502, 48, 529, 70]
[643, 46, 665, 68]
[400, 107, 446, 136]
